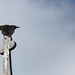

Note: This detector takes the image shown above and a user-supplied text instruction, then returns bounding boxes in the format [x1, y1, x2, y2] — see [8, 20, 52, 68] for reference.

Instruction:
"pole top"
[0, 37, 16, 55]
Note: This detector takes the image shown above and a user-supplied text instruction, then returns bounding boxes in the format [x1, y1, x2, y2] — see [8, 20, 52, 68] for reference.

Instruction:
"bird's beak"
[16, 26, 20, 28]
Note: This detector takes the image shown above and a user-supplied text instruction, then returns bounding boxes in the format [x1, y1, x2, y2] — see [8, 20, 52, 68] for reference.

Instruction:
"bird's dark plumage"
[0, 25, 20, 39]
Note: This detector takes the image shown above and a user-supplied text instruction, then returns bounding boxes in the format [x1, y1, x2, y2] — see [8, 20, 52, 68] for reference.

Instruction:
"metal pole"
[1, 37, 16, 75]
[2, 44, 11, 75]
[9, 51, 13, 75]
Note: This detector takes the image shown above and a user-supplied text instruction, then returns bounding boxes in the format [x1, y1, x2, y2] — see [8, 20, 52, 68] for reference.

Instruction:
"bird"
[0, 25, 20, 40]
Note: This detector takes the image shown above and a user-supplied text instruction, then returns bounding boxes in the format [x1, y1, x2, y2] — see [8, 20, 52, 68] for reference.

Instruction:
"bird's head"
[11, 25, 20, 29]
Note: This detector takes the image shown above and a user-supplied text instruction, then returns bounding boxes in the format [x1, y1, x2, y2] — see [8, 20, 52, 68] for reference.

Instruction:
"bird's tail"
[0, 26, 2, 30]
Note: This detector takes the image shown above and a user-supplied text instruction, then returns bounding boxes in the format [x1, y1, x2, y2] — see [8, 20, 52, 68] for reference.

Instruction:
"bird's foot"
[3, 36, 12, 41]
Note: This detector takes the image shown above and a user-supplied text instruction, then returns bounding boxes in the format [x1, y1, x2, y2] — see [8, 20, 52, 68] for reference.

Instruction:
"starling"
[0, 25, 20, 39]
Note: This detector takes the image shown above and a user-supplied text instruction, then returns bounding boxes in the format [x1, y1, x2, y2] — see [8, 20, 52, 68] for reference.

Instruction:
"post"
[0, 37, 16, 75]
[9, 51, 13, 75]
[2, 44, 11, 75]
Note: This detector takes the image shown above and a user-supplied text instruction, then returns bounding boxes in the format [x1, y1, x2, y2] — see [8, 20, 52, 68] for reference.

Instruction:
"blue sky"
[0, 0, 75, 75]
